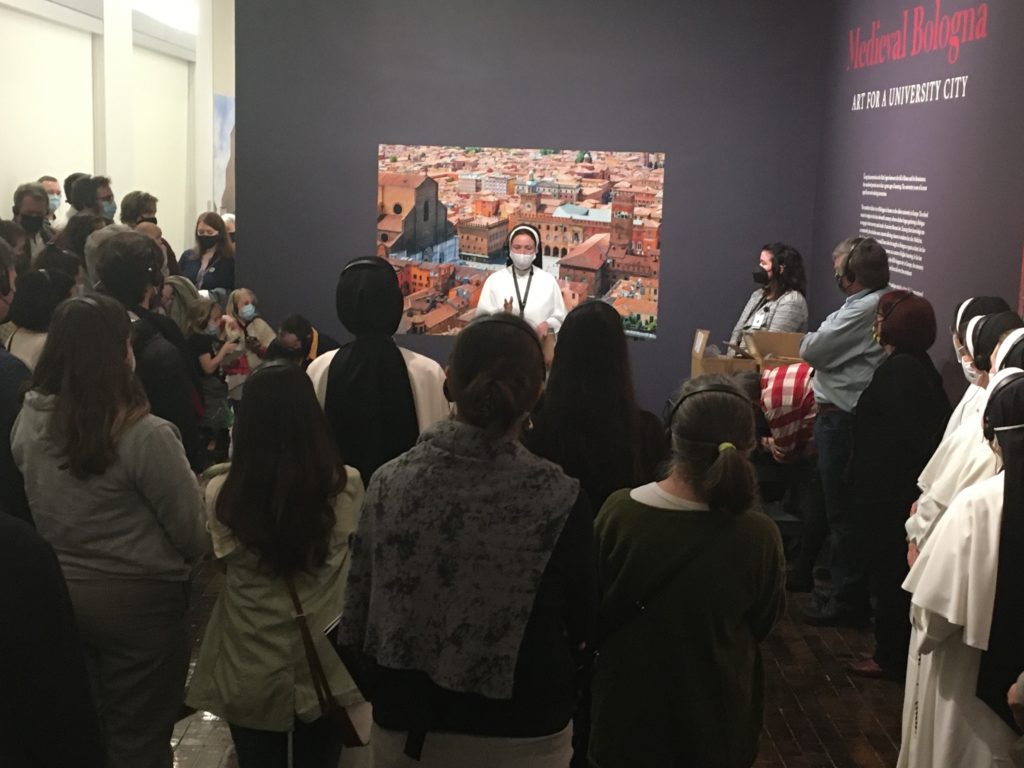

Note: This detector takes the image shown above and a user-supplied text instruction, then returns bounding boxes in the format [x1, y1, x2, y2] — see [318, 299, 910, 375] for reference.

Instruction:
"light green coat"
[186, 467, 365, 730]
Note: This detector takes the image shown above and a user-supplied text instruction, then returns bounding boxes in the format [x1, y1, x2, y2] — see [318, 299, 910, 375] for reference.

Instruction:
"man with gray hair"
[799, 236, 891, 627]
[11, 183, 53, 260]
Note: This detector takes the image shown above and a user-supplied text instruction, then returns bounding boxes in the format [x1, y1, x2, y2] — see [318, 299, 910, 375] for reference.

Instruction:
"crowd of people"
[0, 174, 1022, 768]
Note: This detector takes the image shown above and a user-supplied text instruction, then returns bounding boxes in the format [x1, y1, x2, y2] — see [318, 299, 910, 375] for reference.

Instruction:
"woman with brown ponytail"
[589, 374, 786, 768]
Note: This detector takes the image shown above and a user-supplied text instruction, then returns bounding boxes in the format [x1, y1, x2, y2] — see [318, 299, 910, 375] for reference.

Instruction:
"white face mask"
[962, 358, 982, 385]
[510, 252, 535, 271]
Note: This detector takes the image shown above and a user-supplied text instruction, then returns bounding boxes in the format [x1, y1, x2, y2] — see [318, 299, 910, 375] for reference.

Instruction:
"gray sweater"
[11, 391, 208, 581]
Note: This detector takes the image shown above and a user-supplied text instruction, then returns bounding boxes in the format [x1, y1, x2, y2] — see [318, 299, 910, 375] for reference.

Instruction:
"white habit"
[906, 408, 1000, 548]
[306, 346, 451, 433]
[943, 383, 986, 441]
[898, 473, 1018, 768]
[476, 266, 567, 332]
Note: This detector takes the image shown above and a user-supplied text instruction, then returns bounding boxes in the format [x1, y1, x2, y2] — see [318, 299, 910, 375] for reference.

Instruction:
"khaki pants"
[68, 579, 189, 768]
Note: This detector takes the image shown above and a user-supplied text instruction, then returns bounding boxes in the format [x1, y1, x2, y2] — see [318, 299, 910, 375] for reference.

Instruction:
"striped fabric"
[760, 362, 815, 462]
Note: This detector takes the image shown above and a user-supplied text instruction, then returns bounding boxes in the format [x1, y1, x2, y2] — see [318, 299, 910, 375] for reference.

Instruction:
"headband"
[508, 224, 541, 249]
[955, 298, 974, 337]
[995, 328, 1024, 372]
[668, 384, 750, 423]
[965, 314, 984, 358]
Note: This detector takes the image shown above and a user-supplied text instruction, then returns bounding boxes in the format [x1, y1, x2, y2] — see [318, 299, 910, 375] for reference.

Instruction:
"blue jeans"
[813, 409, 868, 611]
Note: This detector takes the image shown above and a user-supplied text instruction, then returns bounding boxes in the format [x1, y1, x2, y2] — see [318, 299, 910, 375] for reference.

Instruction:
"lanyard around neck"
[513, 267, 533, 319]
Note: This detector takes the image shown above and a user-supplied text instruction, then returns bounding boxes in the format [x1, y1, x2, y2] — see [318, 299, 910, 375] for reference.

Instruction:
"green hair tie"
[718, 442, 736, 453]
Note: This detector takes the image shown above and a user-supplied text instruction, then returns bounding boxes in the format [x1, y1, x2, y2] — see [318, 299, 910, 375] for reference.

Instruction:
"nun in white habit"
[906, 312, 1023, 552]
[943, 296, 1013, 440]
[476, 225, 567, 336]
[897, 368, 1024, 768]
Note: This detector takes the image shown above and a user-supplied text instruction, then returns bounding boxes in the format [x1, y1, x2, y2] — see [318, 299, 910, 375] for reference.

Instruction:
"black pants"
[229, 717, 345, 768]
[863, 500, 912, 673]
[787, 458, 828, 578]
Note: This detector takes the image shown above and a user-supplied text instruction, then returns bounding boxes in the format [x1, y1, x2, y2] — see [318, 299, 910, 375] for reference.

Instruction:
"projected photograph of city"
[376, 144, 666, 338]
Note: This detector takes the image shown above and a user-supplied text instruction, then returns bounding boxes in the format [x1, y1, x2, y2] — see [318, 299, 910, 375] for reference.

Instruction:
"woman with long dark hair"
[11, 294, 208, 768]
[179, 211, 235, 294]
[729, 242, 808, 353]
[590, 375, 785, 768]
[186, 363, 365, 767]
[339, 313, 594, 768]
[525, 299, 666, 511]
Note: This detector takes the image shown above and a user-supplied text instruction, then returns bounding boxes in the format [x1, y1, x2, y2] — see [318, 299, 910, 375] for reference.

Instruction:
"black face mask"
[228, 232, 237, 243]
[139, 216, 158, 225]
[196, 234, 220, 250]
[18, 214, 44, 235]
[752, 267, 770, 285]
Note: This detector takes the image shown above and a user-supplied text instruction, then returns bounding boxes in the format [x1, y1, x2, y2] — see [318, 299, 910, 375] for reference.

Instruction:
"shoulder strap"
[285, 575, 362, 745]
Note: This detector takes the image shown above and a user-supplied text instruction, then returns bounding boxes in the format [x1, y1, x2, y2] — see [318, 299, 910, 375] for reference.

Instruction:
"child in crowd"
[186, 298, 238, 467]
[222, 288, 275, 404]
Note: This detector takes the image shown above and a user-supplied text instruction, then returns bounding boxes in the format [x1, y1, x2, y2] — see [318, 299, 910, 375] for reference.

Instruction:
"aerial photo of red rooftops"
[376, 144, 666, 338]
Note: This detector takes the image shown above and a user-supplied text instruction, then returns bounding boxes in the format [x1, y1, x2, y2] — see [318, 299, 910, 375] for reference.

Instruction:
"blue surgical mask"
[101, 200, 117, 219]
[206, 323, 220, 336]
[48, 194, 61, 213]
[239, 304, 257, 321]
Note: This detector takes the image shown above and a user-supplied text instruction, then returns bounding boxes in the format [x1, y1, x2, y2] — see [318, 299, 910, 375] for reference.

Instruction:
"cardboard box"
[743, 331, 805, 370]
[691, 329, 758, 377]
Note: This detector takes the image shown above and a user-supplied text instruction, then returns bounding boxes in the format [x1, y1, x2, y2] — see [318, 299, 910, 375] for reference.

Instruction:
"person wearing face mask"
[222, 288, 275, 405]
[10, 293, 208, 768]
[70, 175, 118, 221]
[37, 175, 62, 225]
[476, 225, 567, 337]
[180, 212, 236, 293]
[51, 171, 89, 232]
[11, 182, 53, 260]
[896, 368, 1024, 768]
[845, 291, 950, 680]
[799, 236, 891, 627]
[729, 242, 809, 355]
[185, 298, 239, 468]
[945, 296, 1012, 439]
[905, 309, 1024, 563]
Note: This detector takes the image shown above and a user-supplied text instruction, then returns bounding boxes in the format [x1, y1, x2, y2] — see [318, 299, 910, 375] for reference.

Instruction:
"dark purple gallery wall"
[235, 0, 829, 412]
[810, 0, 1024, 395]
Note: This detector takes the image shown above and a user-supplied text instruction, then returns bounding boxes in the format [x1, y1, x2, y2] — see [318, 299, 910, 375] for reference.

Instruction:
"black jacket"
[850, 351, 951, 509]
[130, 306, 203, 471]
[0, 515, 105, 767]
[0, 349, 31, 523]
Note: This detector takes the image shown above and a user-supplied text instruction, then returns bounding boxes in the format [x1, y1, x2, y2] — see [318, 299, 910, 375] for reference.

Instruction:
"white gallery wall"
[131, 45, 190, 250]
[0, 5, 96, 219]
[0, 0, 229, 254]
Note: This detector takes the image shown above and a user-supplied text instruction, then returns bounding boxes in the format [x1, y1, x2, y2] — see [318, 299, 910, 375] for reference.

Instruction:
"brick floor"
[177, 563, 904, 768]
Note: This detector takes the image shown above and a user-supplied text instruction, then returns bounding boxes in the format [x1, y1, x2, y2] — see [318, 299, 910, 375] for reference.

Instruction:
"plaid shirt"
[760, 363, 815, 462]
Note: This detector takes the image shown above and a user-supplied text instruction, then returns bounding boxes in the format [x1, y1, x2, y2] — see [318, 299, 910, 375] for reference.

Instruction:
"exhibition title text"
[848, 0, 988, 69]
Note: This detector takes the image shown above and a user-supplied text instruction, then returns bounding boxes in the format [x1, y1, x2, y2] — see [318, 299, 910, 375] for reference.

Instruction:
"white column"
[94, 0, 134, 189]
[190, 0, 215, 219]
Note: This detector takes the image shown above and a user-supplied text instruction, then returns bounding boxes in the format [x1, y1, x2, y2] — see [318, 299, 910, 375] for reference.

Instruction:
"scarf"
[324, 258, 418, 486]
[339, 419, 579, 700]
